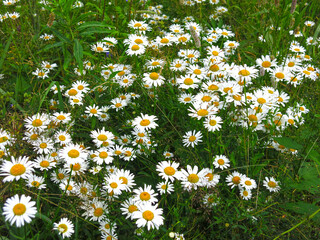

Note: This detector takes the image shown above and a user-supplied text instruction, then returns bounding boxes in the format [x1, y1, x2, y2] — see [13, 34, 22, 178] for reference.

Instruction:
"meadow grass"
[0, 0, 320, 239]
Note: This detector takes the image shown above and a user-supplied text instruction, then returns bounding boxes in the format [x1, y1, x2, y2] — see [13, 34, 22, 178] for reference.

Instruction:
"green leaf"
[273, 137, 303, 150]
[281, 201, 320, 223]
[79, 29, 115, 36]
[73, 39, 83, 73]
[0, 31, 14, 69]
[38, 81, 57, 112]
[76, 21, 115, 31]
[308, 149, 320, 165]
[50, 27, 71, 43]
[40, 42, 64, 53]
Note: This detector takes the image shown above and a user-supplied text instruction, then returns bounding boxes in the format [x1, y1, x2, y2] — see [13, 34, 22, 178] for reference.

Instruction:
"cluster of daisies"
[0, 0, 20, 21]
[1, 0, 319, 239]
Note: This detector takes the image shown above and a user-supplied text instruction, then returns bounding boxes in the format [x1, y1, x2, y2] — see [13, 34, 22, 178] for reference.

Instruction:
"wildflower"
[133, 184, 158, 204]
[143, 72, 165, 87]
[53, 218, 74, 239]
[33, 155, 56, 171]
[240, 188, 252, 200]
[203, 193, 220, 207]
[52, 112, 72, 124]
[226, 171, 245, 189]
[132, 113, 158, 131]
[120, 197, 139, 220]
[0, 156, 34, 182]
[156, 161, 182, 182]
[204, 115, 223, 132]
[90, 127, 115, 148]
[32, 68, 49, 79]
[2, 194, 37, 227]
[182, 130, 203, 148]
[180, 165, 207, 191]
[85, 104, 102, 117]
[263, 177, 280, 192]
[132, 202, 164, 230]
[156, 181, 174, 195]
[27, 175, 46, 190]
[91, 42, 109, 53]
[240, 177, 257, 190]
[213, 155, 230, 170]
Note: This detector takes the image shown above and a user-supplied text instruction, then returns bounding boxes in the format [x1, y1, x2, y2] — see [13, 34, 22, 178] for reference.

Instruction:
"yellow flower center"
[115, 103, 122, 108]
[80, 187, 88, 194]
[140, 192, 151, 201]
[32, 119, 43, 127]
[175, 63, 182, 68]
[238, 69, 250, 76]
[99, 151, 108, 159]
[32, 181, 40, 187]
[184, 78, 194, 85]
[245, 180, 252, 186]
[188, 173, 199, 183]
[94, 208, 103, 217]
[96, 47, 104, 52]
[197, 109, 209, 117]
[268, 181, 277, 188]
[232, 176, 241, 184]
[179, 36, 187, 42]
[57, 115, 66, 121]
[287, 62, 295, 67]
[119, 176, 128, 184]
[110, 182, 118, 189]
[189, 136, 196, 142]
[257, 98, 266, 104]
[30, 134, 38, 140]
[212, 51, 219, 56]
[68, 149, 80, 158]
[233, 95, 242, 101]
[303, 70, 310, 75]
[149, 72, 159, 80]
[131, 45, 140, 51]
[205, 173, 213, 181]
[288, 119, 294, 125]
[184, 97, 191, 102]
[13, 203, 26, 216]
[164, 166, 175, 176]
[57, 173, 65, 180]
[0, 136, 8, 143]
[97, 134, 107, 141]
[71, 163, 81, 171]
[142, 210, 154, 221]
[208, 84, 219, 91]
[217, 159, 224, 165]
[128, 205, 138, 213]
[118, 71, 125, 76]
[248, 115, 258, 122]
[243, 190, 249, 196]
[193, 69, 201, 75]
[68, 89, 78, 96]
[151, 61, 159, 66]
[10, 164, 26, 176]
[187, 54, 195, 58]
[209, 119, 217, 126]
[134, 23, 142, 27]
[275, 72, 284, 79]
[40, 160, 50, 168]
[59, 135, 66, 141]
[210, 64, 219, 72]
[160, 38, 169, 44]
[90, 109, 98, 114]
[134, 39, 143, 44]
[262, 61, 271, 68]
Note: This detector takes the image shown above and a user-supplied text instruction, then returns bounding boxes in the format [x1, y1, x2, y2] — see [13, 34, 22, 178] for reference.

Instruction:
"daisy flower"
[53, 218, 74, 239]
[32, 68, 49, 79]
[104, 174, 126, 195]
[180, 165, 207, 191]
[170, 59, 188, 72]
[156, 160, 181, 182]
[110, 98, 128, 111]
[114, 169, 136, 192]
[50, 168, 68, 184]
[93, 148, 114, 165]
[203, 168, 220, 188]
[91, 42, 109, 53]
[132, 202, 164, 230]
[203, 193, 220, 207]
[33, 137, 54, 154]
[240, 188, 252, 200]
[178, 93, 195, 104]
[156, 181, 174, 195]
[52, 112, 72, 124]
[182, 130, 202, 148]
[177, 74, 201, 89]
[163, 151, 174, 159]
[27, 174, 46, 190]
[133, 184, 158, 204]
[132, 113, 158, 131]
[85, 104, 102, 117]
[143, 72, 165, 87]
[72, 80, 90, 94]
[213, 155, 230, 170]
[54, 130, 72, 146]
[0, 129, 14, 149]
[256, 55, 277, 72]
[2, 194, 37, 227]
[120, 197, 139, 220]
[90, 127, 115, 148]
[204, 115, 223, 132]
[59, 143, 88, 165]
[24, 113, 50, 133]
[240, 177, 257, 190]
[40, 33, 54, 40]
[33, 155, 56, 171]
[226, 171, 245, 189]
[263, 177, 280, 192]
[0, 156, 34, 182]
[126, 44, 146, 56]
